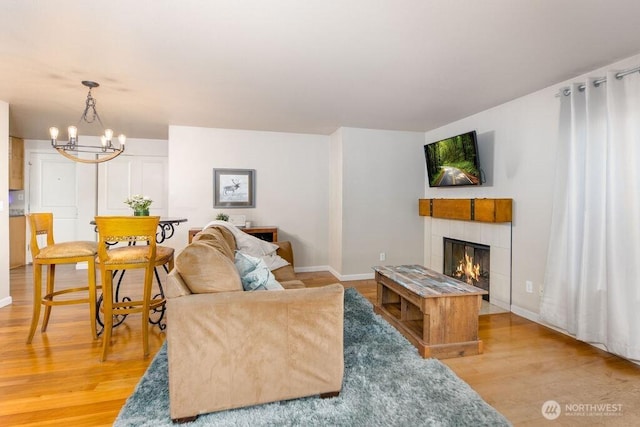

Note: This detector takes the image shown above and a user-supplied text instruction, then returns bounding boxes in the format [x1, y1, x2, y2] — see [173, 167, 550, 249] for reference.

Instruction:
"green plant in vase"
[125, 194, 153, 216]
[215, 213, 229, 221]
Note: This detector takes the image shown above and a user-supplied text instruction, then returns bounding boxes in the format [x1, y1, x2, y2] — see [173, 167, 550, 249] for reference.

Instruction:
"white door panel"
[29, 153, 78, 228]
[102, 161, 134, 213]
[40, 160, 78, 218]
[141, 160, 166, 211]
[28, 152, 79, 261]
[98, 155, 167, 216]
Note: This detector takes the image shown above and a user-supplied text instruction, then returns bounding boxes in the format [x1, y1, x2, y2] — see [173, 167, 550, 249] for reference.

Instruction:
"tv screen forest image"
[424, 133, 480, 187]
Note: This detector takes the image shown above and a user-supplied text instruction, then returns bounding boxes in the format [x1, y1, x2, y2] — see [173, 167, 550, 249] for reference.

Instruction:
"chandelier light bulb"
[49, 127, 59, 140]
[68, 125, 78, 140]
[104, 128, 113, 141]
[101, 135, 107, 148]
[118, 134, 126, 145]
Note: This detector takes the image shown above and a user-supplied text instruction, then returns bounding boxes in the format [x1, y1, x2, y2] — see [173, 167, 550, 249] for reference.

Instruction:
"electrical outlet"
[526, 280, 533, 293]
[379, 252, 386, 261]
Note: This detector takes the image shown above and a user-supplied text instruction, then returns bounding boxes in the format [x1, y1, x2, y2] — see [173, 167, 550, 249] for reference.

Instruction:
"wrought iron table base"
[95, 264, 169, 337]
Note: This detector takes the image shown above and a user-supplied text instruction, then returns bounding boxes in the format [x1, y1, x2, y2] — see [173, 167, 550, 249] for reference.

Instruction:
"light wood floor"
[1, 265, 639, 426]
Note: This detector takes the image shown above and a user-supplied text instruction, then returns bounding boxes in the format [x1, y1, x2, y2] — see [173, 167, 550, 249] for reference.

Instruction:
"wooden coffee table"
[373, 265, 488, 359]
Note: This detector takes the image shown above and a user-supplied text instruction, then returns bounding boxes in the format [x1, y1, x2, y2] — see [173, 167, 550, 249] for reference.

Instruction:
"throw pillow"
[234, 252, 284, 291]
[232, 228, 280, 256]
[175, 242, 242, 294]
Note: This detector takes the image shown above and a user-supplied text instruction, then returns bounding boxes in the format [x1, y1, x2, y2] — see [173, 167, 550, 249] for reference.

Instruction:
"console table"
[189, 226, 278, 243]
[373, 265, 487, 359]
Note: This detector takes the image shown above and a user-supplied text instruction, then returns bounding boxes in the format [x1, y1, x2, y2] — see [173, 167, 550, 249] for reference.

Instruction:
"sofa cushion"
[234, 252, 284, 291]
[279, 280, 306, 289]
[175, 242, 242, 294]
[272, 265, 297, 282]
[216, 226, 237, 252]
[199, 225, 237, 252]
[193, 227, 234, 260]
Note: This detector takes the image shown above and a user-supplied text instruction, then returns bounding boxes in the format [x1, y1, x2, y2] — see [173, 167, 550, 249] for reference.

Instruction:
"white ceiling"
[1, 0, 640, 140]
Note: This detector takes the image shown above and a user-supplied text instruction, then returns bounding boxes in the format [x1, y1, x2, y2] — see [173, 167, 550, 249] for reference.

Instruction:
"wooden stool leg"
[142, 265, 153, 358]
[87, 259, 98, 340]
[41, 264, 55, 332]
[100, 273, 113, 362]
[26, 264, 43, 344]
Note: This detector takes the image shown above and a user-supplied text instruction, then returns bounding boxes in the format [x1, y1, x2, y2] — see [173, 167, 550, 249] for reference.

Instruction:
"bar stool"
[26, 212, 98, 344]
[94, 216, 175, 361]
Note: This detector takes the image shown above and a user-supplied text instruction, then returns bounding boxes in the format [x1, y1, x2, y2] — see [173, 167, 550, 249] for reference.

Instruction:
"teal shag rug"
[115, 288, 511, 426]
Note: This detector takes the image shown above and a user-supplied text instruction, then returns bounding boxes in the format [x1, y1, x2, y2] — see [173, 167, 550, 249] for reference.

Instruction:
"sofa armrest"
[165, 269, 192, 298]
[274, 241, 294, 266]
[166, 283, 344, 419]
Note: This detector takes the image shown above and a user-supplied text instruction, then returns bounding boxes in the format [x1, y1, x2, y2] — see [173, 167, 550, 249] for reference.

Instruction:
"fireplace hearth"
[443, 238, 490, 301]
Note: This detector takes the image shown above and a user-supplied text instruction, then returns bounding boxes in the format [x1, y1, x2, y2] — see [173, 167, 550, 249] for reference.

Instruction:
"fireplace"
[443, 238, 490, 301]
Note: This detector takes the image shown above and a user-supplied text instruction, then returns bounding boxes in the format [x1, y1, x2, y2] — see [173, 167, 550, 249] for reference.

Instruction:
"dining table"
[91, 217, 188, 244]
[90, 217, 188, 335]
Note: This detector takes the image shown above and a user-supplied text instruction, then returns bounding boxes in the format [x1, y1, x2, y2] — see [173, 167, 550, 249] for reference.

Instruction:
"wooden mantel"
[419, 198, 512, 223]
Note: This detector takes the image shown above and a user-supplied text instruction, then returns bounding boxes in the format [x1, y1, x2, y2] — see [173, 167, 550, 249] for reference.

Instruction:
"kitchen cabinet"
[9, 215, 26, 268]
[9, 136, 24, 190]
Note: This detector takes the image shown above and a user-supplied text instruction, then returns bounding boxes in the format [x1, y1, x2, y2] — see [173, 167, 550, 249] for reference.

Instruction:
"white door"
[97, 155, 168, 216]
[27, 152, 79, 261]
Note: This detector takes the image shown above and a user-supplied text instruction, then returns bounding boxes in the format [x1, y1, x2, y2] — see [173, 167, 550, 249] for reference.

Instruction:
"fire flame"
[455, 253, 481, 284]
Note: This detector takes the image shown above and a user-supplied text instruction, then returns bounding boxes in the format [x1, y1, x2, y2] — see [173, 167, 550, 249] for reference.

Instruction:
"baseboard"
[510, 304, 640, 365]
[510, 304, 540, 323]
[339, 272, 375, 281]
[294, 265, 330, 273]
[325, 266, 374, 282]
[0, 296, 13, 308]
[489, 298, 510, 311]
[293, 266, 374, 282]
[511, 305, 579, 336]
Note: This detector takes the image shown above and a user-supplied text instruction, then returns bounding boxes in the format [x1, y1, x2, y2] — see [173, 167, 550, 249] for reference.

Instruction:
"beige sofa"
[165, 226, 344, 422]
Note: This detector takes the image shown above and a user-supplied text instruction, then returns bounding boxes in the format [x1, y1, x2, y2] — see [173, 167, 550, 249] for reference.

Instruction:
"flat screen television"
[424, 130, 481, 187]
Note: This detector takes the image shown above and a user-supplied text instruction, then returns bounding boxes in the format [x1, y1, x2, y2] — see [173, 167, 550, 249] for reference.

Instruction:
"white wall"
[167, 125, 424, 276]
[328, 128, 343, 274]
[424, 52, 640, 316]
[167, 126, 330, 269]
[338, 127, 425, 277]
[0, 101, 10, 308]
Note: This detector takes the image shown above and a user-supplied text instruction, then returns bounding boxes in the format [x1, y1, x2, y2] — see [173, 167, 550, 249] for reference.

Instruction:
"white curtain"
[541, 70, 640, 361]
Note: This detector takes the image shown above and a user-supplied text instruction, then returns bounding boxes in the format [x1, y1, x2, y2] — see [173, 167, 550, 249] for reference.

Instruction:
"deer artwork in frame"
[213, 168, 256, 208]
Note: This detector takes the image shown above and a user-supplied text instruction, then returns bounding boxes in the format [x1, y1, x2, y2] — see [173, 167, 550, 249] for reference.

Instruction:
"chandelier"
[49, 80, 126, 164]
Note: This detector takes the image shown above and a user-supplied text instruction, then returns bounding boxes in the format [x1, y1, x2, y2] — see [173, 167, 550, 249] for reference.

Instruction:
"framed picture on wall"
[213, 168, 256, 208]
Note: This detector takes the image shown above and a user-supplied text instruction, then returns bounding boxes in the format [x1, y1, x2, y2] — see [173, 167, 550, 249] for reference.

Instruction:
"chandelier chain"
[79, 88, 105, 127]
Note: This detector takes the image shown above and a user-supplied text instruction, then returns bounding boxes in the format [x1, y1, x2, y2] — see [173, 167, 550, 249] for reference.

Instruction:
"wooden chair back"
[25, 212, 99, 344]
[94, 216, 160, 268]
[27, 212, 55, 258]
